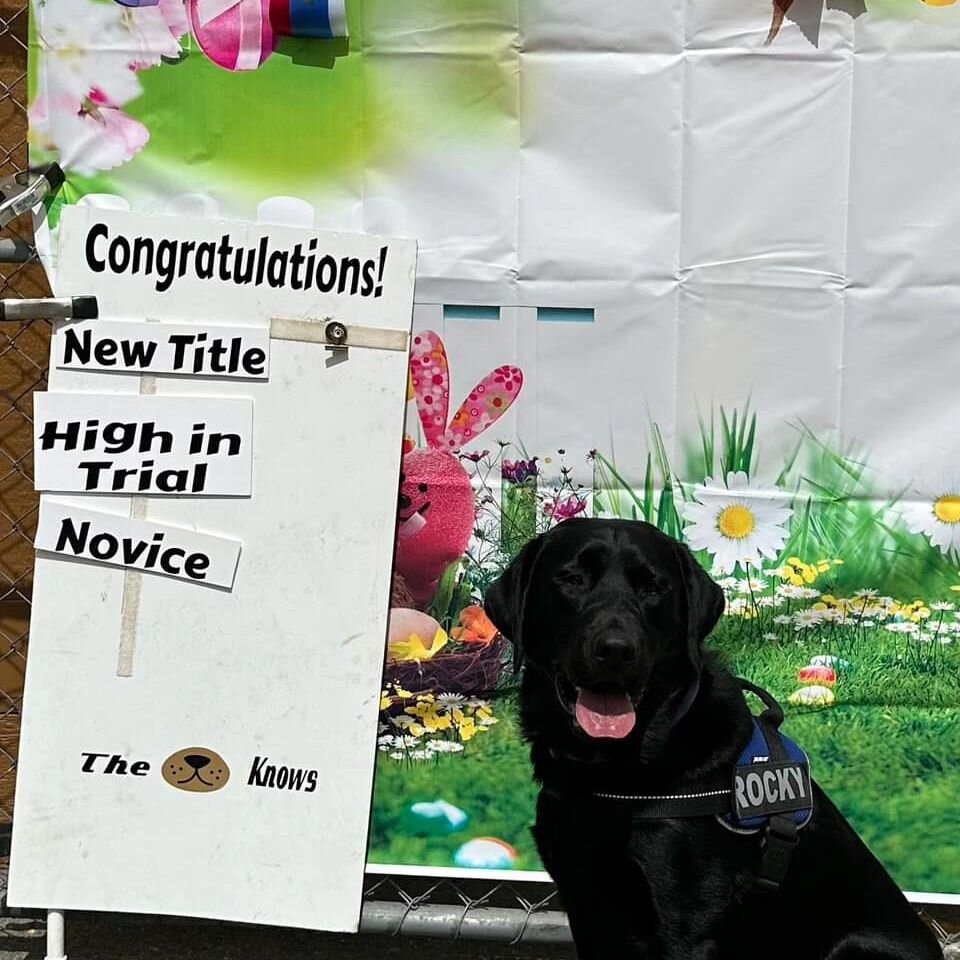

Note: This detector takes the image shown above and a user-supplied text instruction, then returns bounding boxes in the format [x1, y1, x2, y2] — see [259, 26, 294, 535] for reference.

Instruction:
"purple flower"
[461, 449, 490, 464]
[502, 458, 539, 484]
[543, 495, 587, 521]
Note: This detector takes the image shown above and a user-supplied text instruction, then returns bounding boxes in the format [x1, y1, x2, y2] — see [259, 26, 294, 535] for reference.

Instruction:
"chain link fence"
[0, 0, 49, 833]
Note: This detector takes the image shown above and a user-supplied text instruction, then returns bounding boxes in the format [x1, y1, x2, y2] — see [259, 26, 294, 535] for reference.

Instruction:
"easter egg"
[453, 837, 518, 870]
[797, 665, 837, 686]
[809, 655, 853, 675]
[920, 0, 958, 6]
[401, 799, 468, 836]
[788, 685, 835, 708]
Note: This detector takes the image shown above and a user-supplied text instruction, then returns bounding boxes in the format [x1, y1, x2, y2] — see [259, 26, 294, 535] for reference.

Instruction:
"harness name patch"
[732, 760, 811, 820]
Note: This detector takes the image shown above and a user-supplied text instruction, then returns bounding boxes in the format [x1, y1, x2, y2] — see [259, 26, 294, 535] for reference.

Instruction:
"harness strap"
[592, 787, 730, 818]
[755, 814, 799, 893]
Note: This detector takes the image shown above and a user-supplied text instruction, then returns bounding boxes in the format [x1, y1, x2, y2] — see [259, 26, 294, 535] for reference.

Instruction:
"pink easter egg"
[797, 665, 836, 686]
[187, 0, 276, 72]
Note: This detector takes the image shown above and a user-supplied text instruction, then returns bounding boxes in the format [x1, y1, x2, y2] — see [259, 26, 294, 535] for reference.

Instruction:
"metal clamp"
[0, 164, 64, 230]
[0, 297, 99, 322]
[270, 316, 410, 352]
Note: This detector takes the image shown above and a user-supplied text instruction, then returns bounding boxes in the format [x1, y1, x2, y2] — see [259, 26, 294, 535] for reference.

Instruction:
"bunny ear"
[409, 331, 451, 448]
[442, 365, 524, 453]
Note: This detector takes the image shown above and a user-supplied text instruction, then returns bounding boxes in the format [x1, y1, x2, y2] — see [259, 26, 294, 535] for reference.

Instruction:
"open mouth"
[556, 675, 640, 740]
[398, 502, 431, 538]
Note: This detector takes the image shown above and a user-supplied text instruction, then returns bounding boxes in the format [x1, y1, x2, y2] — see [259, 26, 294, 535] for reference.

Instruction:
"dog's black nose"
[184, 754, 211, 770]
[592, 635, 638, 666]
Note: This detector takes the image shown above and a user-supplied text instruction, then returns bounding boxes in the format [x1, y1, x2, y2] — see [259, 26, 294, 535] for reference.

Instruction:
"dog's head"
[485, 518, 724, 743]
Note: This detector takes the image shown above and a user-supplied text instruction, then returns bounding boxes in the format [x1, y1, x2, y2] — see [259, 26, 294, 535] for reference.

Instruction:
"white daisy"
[763, 633, 780, 641]
[391, 715, 420, 732]
[901, 478, 960, 558]
[777, 584, 821, 601]
[793, 609, 823, 631]
[853, 588, 879, 599]
[436, 692, 467, 711]
[885, 622, 920, 637]
[426, 740, 465, 754]
[683, 472, 793, 574]
[725, 597, 749, 616]
[773, 614, 793, 625]
[930, 601, 956, 612]
[735, 577, 769, 595]
[860, 620, 877, 629]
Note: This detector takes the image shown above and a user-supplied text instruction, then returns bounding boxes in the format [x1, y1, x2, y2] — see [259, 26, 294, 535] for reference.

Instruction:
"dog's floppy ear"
[675, 542, 725, 657]
[484, 535, 546, 674]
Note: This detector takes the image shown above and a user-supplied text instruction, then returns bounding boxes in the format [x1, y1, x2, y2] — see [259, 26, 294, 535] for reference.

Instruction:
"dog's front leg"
[532, 818, 657, 960]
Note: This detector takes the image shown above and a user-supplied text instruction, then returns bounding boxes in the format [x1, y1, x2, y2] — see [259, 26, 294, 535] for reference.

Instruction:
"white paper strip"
[53, 320, 270, 380]
[33, 392, 254, 496]
[36, 501, 242, 590]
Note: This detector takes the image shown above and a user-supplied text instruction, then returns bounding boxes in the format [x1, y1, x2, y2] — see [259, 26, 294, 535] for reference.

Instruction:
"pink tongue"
[575, 689, 636, 739]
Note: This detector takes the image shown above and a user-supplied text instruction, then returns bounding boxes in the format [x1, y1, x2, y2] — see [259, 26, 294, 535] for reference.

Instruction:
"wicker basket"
[383, 633, 508, 702]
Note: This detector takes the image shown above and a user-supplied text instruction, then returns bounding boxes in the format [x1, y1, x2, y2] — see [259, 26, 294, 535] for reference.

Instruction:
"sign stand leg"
[45, 909, 66, 960]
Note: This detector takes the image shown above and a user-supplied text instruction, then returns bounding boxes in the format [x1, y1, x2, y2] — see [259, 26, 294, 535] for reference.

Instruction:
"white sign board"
[9, 207, 417, 932]
[35, 500, 242, 589]
[53, 320, 271, 379]
[34, 392, 254, 496]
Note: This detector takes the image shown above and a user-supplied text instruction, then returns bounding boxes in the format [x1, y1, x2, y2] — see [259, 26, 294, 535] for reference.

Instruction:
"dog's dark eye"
[418, 483, 428, 493]
[554, 569, 586, 590]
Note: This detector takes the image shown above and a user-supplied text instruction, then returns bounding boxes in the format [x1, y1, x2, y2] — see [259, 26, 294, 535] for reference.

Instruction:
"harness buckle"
[755, 814, 798, 893]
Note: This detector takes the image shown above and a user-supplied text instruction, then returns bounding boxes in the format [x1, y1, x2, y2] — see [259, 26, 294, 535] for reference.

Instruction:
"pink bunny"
[395, 330, 523, 606]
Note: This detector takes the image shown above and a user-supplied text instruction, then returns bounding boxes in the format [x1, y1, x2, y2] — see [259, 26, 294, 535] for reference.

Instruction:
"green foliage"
[427, 561, 476, 633]
[591, 424, 682, 537]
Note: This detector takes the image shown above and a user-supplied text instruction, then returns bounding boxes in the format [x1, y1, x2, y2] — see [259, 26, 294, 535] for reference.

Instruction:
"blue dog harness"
[591, 679, 814, 893]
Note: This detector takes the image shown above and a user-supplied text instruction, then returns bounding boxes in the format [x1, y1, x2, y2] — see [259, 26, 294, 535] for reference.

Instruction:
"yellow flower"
[388, 626, 449, 664]
[458, 717, 478, 741]
[380, 692, 393, 710]
[475, 706, 494, 724]
[394, 685, 415, 699]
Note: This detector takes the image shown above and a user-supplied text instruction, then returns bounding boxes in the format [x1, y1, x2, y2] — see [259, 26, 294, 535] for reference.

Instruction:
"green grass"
[369, 694, 541, 870]
[369, 638, 960, 893]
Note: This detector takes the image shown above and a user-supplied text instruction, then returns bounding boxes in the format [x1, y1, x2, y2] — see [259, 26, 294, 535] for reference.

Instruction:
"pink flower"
[30, 90, 149, 177]
[543, 495, 587, 522]
[124, 2, 188, 68]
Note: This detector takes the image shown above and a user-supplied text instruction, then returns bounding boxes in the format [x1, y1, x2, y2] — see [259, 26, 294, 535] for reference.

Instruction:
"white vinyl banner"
[8, 207, 418, 931]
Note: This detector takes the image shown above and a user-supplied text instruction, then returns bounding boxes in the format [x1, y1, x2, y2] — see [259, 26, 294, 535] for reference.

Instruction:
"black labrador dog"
[485, 518, 942, 960]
